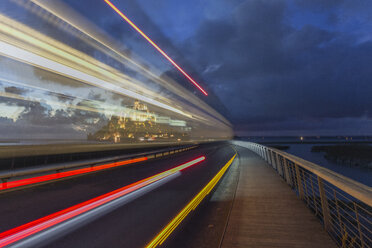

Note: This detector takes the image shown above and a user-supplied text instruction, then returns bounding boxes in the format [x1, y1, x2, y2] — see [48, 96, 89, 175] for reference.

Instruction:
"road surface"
[0, 142, 236, 248]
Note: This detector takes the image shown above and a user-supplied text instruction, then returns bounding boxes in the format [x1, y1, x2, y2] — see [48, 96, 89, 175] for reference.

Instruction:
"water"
[240, 137, 372, 187]
[284, 143, 372, 187]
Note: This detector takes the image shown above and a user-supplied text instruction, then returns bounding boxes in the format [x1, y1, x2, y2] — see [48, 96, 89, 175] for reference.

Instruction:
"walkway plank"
[221, 147, 336, 248]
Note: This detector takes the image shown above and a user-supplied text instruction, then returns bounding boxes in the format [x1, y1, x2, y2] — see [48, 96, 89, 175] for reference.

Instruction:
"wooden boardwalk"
[221, 147, 336, 248]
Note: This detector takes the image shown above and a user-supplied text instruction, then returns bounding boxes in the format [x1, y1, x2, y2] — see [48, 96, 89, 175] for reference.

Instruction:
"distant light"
[300, 136, 304, 141]
[104, 0, 208, 96]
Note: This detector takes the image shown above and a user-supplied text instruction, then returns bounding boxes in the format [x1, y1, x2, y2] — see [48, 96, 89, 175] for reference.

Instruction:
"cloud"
[296, 0, 343, 10]
[203, 64, 222, 74]
[182, 0, 372, 134]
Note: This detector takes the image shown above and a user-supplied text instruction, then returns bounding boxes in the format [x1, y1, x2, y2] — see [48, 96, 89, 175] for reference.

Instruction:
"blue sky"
[2, 0, 372, 136]
[56, 0, 372, 135]
[135, 0, 242, 42]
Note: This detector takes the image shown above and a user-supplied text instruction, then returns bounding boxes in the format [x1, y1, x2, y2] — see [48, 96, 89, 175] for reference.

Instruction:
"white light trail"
[0, 41, 191, 118]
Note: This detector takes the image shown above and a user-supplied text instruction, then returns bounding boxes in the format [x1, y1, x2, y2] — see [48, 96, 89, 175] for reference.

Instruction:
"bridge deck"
[221, 146, 336, 248]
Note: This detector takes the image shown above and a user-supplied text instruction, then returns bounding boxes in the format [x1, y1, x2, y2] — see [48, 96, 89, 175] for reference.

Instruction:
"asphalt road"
[0, 142, 236, 248]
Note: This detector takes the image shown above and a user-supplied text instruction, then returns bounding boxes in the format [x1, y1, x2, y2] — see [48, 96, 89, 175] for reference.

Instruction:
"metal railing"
[233, 141, 372, 248]
[0, 145, 198, 190]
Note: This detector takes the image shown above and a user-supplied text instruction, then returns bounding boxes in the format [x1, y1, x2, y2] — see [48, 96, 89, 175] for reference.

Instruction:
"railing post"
[302, 170, 310, 206]
[334, 191, 344, 237]
[283, 158, 292, 186]
[354, 202, 364, 248]
[260, 147, 264, 158]
[310, 178, 318, 216]
[277, 155, 283, 176]
[275, 152, 280, 171]
[273, 152, 279, 171]
[268, 150, 273, 167]
[317, 176, 331, 231]
[295, 163, 304, 199]
[267, 149, 271, 162]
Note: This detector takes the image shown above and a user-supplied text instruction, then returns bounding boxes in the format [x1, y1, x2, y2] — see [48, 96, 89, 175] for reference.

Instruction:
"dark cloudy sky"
[64, 0, 372, 136]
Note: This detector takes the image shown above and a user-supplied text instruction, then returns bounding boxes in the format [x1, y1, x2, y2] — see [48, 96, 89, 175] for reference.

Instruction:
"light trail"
[0, 40, 191, 118]
[30, 0, 227, 124]
[103, 0, 208, 96]
[3, 3, 234, 131]
[147, 153, 236, 247]
[0, 77, 167, 125]
[0, 15, 196, 119]
[0, 2, 233, 146]
[0, 11, 232, 129]
[0, 157, 148, 191]
[0, 156, 205, 247]
[0, 16, 172, 106]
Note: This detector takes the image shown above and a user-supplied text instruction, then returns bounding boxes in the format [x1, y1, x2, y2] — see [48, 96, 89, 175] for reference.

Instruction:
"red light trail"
[104, 0, 208, 96]
[0, 157, 148, 191]
[0, 156, 205, 247]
